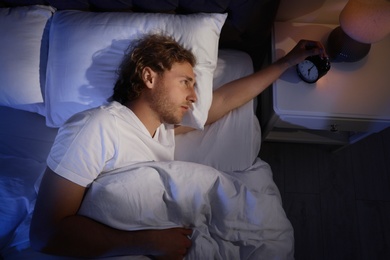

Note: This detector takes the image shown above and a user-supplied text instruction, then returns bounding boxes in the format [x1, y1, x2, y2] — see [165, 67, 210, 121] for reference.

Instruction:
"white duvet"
[78, 158, 294, 260]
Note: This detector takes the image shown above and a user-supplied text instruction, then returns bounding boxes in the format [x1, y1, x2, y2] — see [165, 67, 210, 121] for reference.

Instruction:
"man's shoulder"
[64, 102, 120, 127]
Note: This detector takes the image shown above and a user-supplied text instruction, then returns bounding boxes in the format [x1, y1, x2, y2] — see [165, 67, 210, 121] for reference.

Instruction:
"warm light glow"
[339, 0, 390, 43]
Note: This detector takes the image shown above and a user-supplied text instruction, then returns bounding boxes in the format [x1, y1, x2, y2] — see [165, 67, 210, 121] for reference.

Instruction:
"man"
[30, 34, 325, 259]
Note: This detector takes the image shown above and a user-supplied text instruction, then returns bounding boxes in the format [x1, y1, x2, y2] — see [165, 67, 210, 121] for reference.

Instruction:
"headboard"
[0, 0, 280, 70]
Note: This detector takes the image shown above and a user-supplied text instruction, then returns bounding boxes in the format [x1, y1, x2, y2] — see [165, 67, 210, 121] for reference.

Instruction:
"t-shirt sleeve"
[47, 109, 117, 187]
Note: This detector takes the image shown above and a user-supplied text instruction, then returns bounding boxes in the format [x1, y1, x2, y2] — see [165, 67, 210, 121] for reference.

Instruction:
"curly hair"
[111, 34, 197, 104]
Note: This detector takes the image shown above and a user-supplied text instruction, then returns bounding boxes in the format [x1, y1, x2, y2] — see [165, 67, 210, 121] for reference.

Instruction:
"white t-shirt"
[47, 101, 175, 187]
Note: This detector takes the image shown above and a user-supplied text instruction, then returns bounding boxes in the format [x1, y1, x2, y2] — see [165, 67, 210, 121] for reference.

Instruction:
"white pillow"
[45, 11, 227, 129]
[0, 5, 54, 115]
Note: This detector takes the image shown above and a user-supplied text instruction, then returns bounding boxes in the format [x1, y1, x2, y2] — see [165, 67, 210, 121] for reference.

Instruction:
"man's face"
[149, 62, 197, 125]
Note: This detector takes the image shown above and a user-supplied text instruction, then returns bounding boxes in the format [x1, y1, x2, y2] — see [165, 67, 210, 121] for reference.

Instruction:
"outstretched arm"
[206, 39, 325, 125]
[175, 39, 325, 134]
[30, 167, 192, 259]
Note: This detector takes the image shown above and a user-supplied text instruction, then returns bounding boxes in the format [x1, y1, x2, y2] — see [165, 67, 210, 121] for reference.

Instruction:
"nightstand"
[260, 22, 390, 144]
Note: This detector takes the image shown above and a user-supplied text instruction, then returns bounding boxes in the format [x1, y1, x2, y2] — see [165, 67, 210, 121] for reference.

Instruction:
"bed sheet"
[0, 107, 58, 259]
[0, 49, 275, 259]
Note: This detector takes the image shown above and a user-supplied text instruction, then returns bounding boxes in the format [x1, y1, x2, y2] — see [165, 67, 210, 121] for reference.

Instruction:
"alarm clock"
[296, 55, 331, 83]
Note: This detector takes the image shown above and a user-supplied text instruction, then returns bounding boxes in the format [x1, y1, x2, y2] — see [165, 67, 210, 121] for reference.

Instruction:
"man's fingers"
[300, 39, 327, 58]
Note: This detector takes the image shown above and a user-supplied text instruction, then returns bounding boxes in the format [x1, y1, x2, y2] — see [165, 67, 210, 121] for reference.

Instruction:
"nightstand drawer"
[273, 115, 390, 133]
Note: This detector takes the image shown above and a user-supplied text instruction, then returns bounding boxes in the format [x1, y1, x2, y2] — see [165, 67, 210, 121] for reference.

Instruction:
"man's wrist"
[275, 56, 293, 71]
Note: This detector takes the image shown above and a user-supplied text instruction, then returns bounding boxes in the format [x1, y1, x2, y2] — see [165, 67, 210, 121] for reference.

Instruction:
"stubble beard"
[149, 81, 183, 125]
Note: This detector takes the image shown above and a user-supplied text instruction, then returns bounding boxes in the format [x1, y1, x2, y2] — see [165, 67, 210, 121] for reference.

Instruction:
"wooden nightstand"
[260, 22, 390, 144]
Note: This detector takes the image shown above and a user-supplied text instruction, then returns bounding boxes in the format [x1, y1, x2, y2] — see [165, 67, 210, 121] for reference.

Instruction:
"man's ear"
[142, 67, 157, 89]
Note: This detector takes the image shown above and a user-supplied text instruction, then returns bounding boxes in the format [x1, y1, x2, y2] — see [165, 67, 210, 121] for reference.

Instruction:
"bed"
[0, 0, 294, 259]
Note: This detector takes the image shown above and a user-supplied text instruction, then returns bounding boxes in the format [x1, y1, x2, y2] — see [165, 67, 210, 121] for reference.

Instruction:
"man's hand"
[147, 228, 193, 260]
[281, 39, 327, 67]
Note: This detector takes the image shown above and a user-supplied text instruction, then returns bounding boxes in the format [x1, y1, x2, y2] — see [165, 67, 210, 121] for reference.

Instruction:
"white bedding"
[79, 159, 294, 259]
[0, 49, 294, 259]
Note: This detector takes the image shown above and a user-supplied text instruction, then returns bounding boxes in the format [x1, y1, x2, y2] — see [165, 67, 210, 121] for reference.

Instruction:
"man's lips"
[181, 103, 193, 111]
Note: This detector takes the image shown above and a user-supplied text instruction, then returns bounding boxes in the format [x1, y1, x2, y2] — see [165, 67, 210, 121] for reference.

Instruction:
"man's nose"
[188, 88, 197, 103]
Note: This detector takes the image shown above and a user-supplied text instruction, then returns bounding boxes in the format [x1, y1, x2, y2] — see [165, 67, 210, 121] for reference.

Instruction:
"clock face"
[297, 60, 319, 83]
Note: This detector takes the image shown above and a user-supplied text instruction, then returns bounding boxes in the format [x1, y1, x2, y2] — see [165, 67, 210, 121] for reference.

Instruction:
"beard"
[148, 80, 184, 125]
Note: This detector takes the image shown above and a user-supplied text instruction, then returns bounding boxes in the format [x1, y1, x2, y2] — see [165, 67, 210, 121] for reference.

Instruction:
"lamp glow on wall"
[327, 0, 390, 62]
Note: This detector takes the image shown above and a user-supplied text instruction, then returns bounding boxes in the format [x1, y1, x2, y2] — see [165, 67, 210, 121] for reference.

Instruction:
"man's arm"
[30, 167, 192, 258]
[206, 39, 325, 125]
[175, 40, 324, 135]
